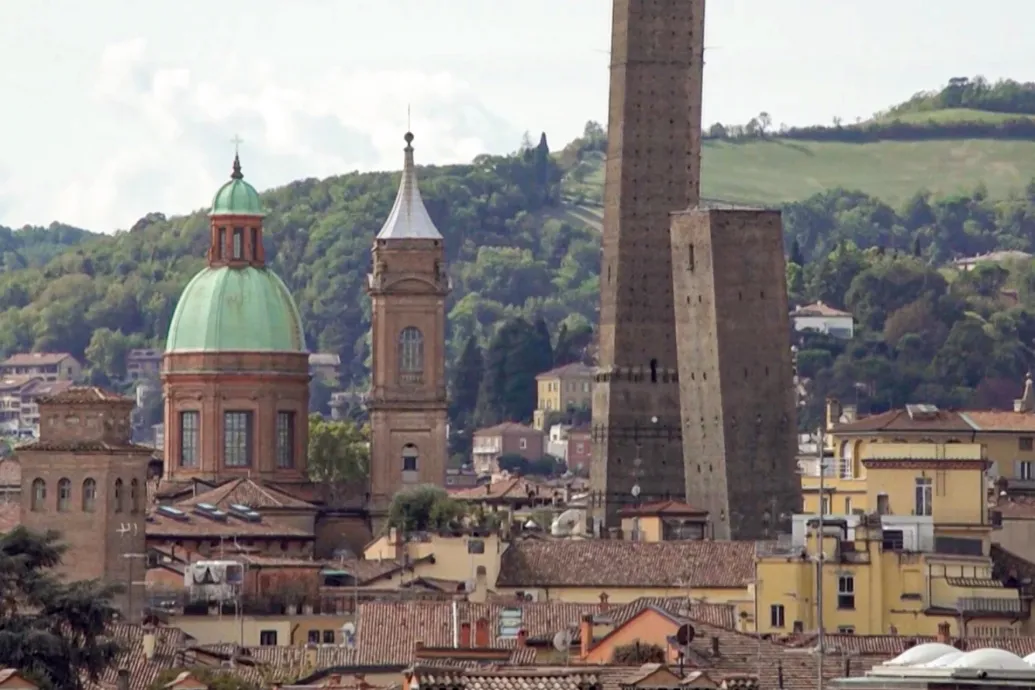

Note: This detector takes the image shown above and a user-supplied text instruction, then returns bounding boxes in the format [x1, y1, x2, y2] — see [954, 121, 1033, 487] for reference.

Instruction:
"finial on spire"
[404, 131, 414, 151]
[230, 135, 244, 179]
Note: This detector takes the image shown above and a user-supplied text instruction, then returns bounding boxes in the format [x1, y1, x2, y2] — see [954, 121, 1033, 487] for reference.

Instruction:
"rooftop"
[175, 477, 317, 511]
[535, 363, 595, 380]
[376, 132, 442, 241]
[0, 352, 74, 367]
[146, 504, 313, 539]
[496, 540, 757, 589]
[832, 404, 1035, 434]
[791, 301, 853, 318]
[451, 477, 558, 502]
[35, 385, 132, 405]
[473, 422, 541, 437]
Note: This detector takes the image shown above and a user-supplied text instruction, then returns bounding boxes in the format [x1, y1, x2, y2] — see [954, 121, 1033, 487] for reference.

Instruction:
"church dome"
[165, 266, 306, 353]
[210, 154, 264, 217]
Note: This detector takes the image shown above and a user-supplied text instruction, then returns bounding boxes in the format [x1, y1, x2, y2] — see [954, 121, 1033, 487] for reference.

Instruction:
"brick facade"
[161, 351, 310, 485]
[17, 388, 152, 619]
[591, 0, 706, 525]
[366, 237, 450, 517]
[670, 209, 801, 539]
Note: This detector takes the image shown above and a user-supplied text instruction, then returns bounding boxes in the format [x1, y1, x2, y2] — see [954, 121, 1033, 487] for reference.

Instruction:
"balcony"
[146, 586, 458, 617]
[957, 597, 1027, 615]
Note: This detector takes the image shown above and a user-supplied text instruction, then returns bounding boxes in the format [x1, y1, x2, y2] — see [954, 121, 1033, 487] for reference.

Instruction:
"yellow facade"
[532, 364, 594, 430]
[363, 531, 505, 592]
[170, 612, 353, 646]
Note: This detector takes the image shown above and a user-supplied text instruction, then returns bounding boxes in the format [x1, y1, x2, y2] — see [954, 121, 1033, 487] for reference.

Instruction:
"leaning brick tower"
[590, 0, 706, 527]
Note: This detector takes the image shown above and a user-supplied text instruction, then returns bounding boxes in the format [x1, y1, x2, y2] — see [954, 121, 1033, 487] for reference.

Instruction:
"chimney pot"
[580, 614, 593, 659]
[517, 629, 528, 648]
[474, 618, 490, 648]
[598, 592, 610, 613]
[116, 669, 130, 690]
[937, 622, 951, 644]
[710, 636, 720, 656]
[460, 622, 472, 648]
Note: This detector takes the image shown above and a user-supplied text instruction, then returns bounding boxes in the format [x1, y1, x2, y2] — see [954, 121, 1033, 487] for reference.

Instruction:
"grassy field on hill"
[564, 132, 1035, 208]
[874, 107, 1035, 125]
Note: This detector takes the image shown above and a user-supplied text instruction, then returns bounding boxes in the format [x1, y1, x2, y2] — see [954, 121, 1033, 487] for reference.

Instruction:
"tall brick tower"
[366, 132, 451, 529]
[670, 210, 801, 540]
[591, 0, 706, 527]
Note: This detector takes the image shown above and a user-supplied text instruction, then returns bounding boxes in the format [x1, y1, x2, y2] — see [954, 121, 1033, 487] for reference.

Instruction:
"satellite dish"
[551, 509, 583, 537]
[341, 622, 356, 635]
[676, 623, 696, 646]
[553, 630, 573, 652]
[631, 484, 641, 498]
[651, 416, 658, 424]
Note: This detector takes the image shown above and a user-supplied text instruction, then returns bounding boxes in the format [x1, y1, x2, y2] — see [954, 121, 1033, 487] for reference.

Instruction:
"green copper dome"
[210, 154, 264, 217]
[165, 266, 306, 353]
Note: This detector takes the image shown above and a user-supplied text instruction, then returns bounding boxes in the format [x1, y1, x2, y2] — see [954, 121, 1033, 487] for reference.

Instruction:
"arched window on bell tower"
[398, 327, 424, 385]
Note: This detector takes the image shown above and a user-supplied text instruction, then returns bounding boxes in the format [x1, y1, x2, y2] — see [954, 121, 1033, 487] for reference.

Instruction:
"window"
[820, 496, 830, 515]
[876, 494, 890, 515]
[468, 539, 486, 554]
[224, 411, 253, 467]
[837, 627, 856, 634]
[250, 227, 258, 260]
[216, 228, 225, 260]
[322, 630, 335, 644]
[770, 604, 785, 628]
[844, 497, 853, 514]
[838, 443, 854, 479]
[688, 244, 695, 271]
[402, 444, 418, 472]
[232, 228, 243, 259]
[276, 411, 295, 468]
[583, 382, 590, 392]
[1021, 437, 1034, 452]
[307, 630, 320, 645]
[114, 479, 124, 513]
[915, 477, 933, 516]
[1020, 461, 1034, 480]
[82, 478, 96, 512]
[398, 327, 424, 382]
[882, 529, 905, 551]
[57, 478, 71, 512]
[519, 438, 528, 450]
[130, 478, 140, 514]
[259, 630, 278, 646]
[837, 575, 855, 609]
[575, 442, 585, 454]
[30, 479, 45, 511]
[179, 411, 199, 467]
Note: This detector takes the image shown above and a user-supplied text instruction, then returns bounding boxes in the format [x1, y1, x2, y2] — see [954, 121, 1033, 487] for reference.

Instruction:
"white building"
[791, 301, 854, 339]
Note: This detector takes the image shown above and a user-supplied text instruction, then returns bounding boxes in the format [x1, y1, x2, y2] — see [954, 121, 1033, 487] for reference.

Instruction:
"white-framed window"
[821, 496, 830, 514]
[844, 497, 853, 514]
[915, 477, 933, 516]
[519, 438, 528, 450]
[837, 575, 855, 609]
[1019, 461, 1034, 480]
[769, 604, 785, 628]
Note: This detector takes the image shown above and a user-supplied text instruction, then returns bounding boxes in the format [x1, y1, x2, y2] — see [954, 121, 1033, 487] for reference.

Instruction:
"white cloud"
[15, 38, 521, 232]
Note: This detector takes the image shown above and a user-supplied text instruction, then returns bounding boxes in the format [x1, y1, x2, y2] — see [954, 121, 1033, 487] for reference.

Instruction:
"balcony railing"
[956, 597, 1026, 615]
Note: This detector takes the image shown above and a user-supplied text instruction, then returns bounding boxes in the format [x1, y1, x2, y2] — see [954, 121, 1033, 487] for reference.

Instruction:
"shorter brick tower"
[18, 387, 152, 619]
[366, 132, 450, 526]
[670, 208, 801, 539]
[162, 153, 310, 487]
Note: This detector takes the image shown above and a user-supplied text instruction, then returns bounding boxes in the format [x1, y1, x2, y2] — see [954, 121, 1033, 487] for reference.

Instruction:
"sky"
[0, 0, 1032, 233]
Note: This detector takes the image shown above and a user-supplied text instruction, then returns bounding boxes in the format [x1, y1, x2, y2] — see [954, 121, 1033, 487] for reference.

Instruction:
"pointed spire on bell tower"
[375, 131, 442, 241]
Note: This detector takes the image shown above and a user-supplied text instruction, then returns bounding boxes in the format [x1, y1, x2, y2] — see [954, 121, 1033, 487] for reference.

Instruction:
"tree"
[612, 641, 666, 664]
[0, 527, 122, 690]
[449, 336, 483, 431]
[789, 237, 804, 267]
[84, 327, 137, 384]
[307, 414, 369, 506]
[387, 485, 465, 533]
[757, 111, 772, 137]
[476, 318, 548, 425]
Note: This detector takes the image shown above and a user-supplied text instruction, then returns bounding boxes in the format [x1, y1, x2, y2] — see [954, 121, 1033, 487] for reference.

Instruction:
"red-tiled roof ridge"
[175, 477, 317, 511]
[473, 422, 540, 436]
[535, 362, 595, 380]
[1, 352, 75, 366]
[451, 476, 554, 501]
[831, 407, 977, 434]
[496, 540, 755, 589]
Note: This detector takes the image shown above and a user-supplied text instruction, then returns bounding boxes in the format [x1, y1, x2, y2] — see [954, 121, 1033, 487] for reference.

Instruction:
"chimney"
[474, 618, 490, 648]
[607, 527, 621, 540]
[460, 622, 472, 648]
[937, 622, 951, 644]
[142, 628, 156, 661]
[888, 625, 898, 635]
[580, 614, 593, 659]
[470, 565, 488, 604]
[710, 636, 720, 657]
[843, 657, 851, 677]
[598, 592, 610, 613]
[116, 670, 130, 690]
[777, 662, 784, 689]
[517, 629, 528, 648]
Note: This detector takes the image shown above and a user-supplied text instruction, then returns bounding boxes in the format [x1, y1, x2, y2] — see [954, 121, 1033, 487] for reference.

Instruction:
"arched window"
[114, 479, 124, 514]
[402, 443, 419, 473]
[398, 327, 424, 384]
[57, 478, 71, 512]
[130, 478, 140, 514]
[82, 478, 97, 512]
[30, 479, 45, 512]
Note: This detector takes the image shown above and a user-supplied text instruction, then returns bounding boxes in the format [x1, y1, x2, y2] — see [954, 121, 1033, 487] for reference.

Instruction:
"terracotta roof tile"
[496, 541, 755, 589]
[535, 363, 595, 380]
[146, 508, 313, 539]
[16, 440, 155, 453]
[964, 410, 1035, 432]
[192, 643, 358, 674]
[832, 407, 976, 434]
[581, 597, 737, 636]
[473, 423, 541, 437]
[330, 557, 431, 585]
[82, 625, 190, 690]
[451, 477, 557, 502]
[36, 386, 131, 405]
[0, 375, 42, 392]
[1, 352, 75, 367]
[0, 501, 20, 533]
[784, 632, 1035, 659]
[994, 494, 1035, 518]
[790, 302, 852, 318]
[356, 601, 600, 665]
[175, 477, 317, 511]
[412, 667, 600, 690]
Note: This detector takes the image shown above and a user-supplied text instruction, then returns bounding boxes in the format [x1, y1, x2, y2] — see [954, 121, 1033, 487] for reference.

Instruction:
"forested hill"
[4, 78, 1035, 427]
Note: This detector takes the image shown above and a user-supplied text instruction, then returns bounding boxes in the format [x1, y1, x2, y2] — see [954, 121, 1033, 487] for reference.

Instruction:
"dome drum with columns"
[162, 153, 310, 486]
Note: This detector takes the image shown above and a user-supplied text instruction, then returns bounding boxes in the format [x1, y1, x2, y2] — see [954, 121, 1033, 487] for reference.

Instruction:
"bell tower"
[366, 132, 450, 522]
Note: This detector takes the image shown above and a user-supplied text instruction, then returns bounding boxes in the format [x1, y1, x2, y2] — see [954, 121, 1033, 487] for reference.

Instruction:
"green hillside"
[874, 107, 1035, 125]
[563, 136, 1035, 208]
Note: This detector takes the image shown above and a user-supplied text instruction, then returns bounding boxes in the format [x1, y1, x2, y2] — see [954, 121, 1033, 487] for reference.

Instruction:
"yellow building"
[774, 405, 1032, 637]
[532, 363, 594, 430]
